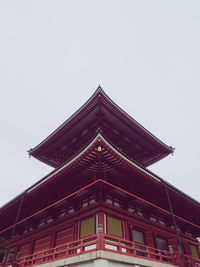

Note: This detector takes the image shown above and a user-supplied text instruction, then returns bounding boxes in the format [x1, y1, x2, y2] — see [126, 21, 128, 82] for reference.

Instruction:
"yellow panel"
[107, 216, 122, 237]
[7, 247, 15, 260]
[80, 217, 95, 238]
[190, 245, 199, 259]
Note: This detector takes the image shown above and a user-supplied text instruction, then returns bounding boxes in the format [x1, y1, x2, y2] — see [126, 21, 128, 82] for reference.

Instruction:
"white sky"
[0, 0, 200, 207]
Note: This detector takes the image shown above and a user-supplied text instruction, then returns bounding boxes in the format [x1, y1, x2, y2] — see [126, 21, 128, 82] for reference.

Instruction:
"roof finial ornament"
[97, 85, 103, 97]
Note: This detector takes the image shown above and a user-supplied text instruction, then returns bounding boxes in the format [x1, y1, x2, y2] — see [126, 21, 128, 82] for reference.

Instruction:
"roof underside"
[29, 87, 174, 168]
[1, 134, 199, 237]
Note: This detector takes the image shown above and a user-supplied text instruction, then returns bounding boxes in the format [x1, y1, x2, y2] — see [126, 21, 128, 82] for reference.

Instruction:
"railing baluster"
[118, 242, 122, 254]
[147, 246, 150, 259]
[65, 244, 68, 258]
[4, 234, 197, 266]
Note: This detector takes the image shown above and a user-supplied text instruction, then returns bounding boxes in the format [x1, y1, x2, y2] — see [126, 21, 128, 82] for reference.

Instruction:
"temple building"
[0, 87, 200, 267]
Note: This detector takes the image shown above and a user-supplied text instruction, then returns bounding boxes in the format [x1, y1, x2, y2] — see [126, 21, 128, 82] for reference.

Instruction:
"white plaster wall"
[72, 259, 108, 267]
[72, 258, 138, 267]
[71, 258, 169, 267]
[37, 251, 176, 267]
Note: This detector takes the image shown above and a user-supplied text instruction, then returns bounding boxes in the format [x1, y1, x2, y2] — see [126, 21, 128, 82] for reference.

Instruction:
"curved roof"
[29, 87, 174, 168]
[1, 134, 199, 236]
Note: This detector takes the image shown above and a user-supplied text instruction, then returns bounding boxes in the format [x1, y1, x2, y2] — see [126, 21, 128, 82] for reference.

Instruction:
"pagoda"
[0, 87, 200, 267]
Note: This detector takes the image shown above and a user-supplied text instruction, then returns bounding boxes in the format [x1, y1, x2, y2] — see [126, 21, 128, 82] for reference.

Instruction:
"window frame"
[132, 228, 146, 245]
[155, 235, 169, 251]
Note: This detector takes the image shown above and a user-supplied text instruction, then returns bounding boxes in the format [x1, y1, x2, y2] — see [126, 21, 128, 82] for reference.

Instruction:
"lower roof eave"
[0, 133, 199, 221]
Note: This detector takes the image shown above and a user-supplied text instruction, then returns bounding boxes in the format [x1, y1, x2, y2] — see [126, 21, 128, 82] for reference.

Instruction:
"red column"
[145, 230, 156, 260]
[184, 243, 191, 257]
[97, 211, 104, 250]
[145, 231, 154, 248]
[50, 231, 56, 248]
[29, 240, 35, 255]
[124, 220, 129, 240]
[74, 221, 79, 240]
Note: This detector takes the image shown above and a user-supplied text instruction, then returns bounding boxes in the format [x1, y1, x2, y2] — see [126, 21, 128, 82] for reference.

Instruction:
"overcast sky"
[0, 1, 200, 207]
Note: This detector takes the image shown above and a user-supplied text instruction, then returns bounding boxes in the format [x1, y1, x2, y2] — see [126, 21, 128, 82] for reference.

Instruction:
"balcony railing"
[1, 234, 200, 267]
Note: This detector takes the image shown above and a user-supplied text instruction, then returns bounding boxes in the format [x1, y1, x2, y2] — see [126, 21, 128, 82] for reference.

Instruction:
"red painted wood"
[19, 243, 29, 258]
[1, 89, 200, 267]
[1, 182, 199, 266]
[55, 227, 73, 246]
[124, 219, 129, 240]
[29, 88, 173, 168]
[3, 234, 183, 267]
[2, 179, 200, 238]
[33, 236, 51, 254]
[145, 231, 154, 248]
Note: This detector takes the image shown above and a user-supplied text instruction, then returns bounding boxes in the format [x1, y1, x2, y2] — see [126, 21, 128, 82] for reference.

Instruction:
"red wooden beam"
[1, 179, 200, 236]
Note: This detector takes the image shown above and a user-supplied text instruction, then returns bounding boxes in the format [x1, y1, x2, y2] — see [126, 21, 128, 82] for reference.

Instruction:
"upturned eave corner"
[28, 87, 174, 168]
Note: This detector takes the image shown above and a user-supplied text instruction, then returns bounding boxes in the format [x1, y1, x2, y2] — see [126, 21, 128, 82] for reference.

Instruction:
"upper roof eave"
[98, 88, 174, 153]
[28, 87, 174, 158]
[28, 86, 103, 156]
